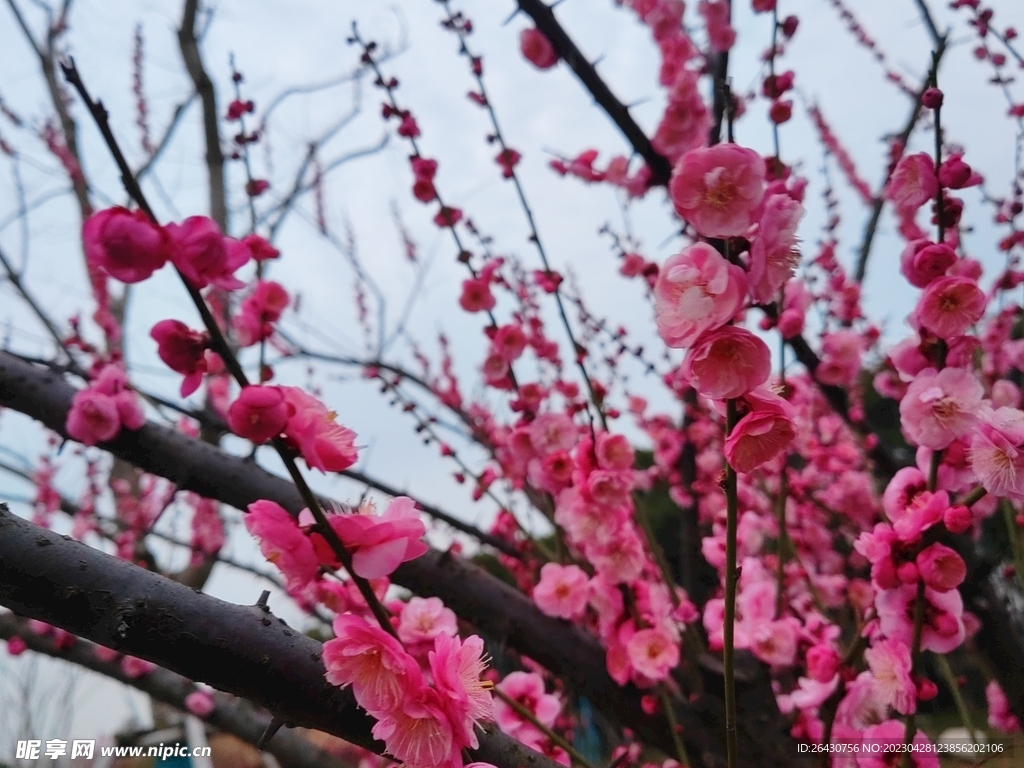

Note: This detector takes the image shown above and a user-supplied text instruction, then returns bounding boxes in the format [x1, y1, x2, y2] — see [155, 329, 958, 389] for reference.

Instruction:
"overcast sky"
[2, 0, 1023, 749]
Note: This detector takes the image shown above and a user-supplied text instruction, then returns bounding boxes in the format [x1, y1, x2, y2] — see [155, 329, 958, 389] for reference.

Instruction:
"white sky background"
[1, 0, 1023, 750]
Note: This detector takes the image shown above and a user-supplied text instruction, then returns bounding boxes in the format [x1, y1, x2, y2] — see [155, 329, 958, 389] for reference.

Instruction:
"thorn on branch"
[256, 717, 285, 749]
[255, 589, 271, 611]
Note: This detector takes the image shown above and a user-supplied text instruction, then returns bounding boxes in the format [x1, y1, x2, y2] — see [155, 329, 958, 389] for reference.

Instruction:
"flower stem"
[935, 653, 978, 747]
[493, 688, 596, 768]
[723, 398, 739, 768]
[658, 685, 691, 767]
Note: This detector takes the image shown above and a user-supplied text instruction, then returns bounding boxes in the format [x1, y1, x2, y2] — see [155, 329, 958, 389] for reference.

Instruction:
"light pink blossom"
[669, 144, 765, 238]
[533, 563, 590, 620]
[899, 367, 984, 450]
[654, 243, 747, 348]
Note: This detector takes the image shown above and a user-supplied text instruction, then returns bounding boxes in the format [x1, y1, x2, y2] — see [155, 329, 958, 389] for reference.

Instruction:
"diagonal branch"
[0, 505, 557, 768]
[513, 0, 673, 186]
[0, 612, 356, 768]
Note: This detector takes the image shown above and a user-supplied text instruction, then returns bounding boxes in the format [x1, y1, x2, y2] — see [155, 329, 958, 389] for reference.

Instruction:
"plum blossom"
[532, 563, 590, 620]
[323, 613, 422, 714]
[280, 387, 359, 472]
[654, 242, 747, 348]
[863, 638, 916, 715]
[669, 144, 765, 237]
[245, 500, 318, 590]
[66, 365, 146, 446]
[84, 207, 168, 283]
[398, 597, 458, 646]
[886, 153, 938, 216]
[970, 407, 1024, 501]
[327, 497, 428, 579]
[150, 320, 209, 397]
[227, 385, 290, 444]
[916, 276, 986, 339]
[748, 193, 802, 304]
[876, 584, 965, 654]
[520, 28, 557, 69]
[724, 388, 796, 472]
[166, 216, 250, 290]
[684, 326, 771, 400]
[625, 626, 679, 681]
[899, 367, 984, 450]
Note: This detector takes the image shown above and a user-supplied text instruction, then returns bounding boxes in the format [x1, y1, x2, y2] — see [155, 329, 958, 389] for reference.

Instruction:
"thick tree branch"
[0, 612, 355, 768]
[0, 506, 557, 768]
[0, 349, 796, 768]
[513, 0, 673, 186]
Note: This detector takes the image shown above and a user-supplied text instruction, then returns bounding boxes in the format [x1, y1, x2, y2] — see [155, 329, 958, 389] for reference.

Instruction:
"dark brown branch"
[513, 0, 673, 186]
[0, 506, 558, 768]
[853, 39, 947, 284]
[0, 349, 796, 768]
[177, 0, 226, 230]
[0, 613, 355, 768]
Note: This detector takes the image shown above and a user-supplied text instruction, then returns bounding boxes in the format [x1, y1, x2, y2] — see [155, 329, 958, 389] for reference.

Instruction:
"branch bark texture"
[0, 613, 355, 768]
[0, 505, 560, 768]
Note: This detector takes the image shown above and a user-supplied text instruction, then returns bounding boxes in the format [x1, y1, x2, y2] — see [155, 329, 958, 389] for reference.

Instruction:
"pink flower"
[529, 413, 578, 455]
[494, 671, 561, 738]
[184, 690, 216, 717]
[397, 597, 458, 646]
[66, 366, 146, 446]
[748, 194, 802, 304]
[372, 684, 458, 768]
[806, 644, 839, 683]
[651, 70, 711, 162]
[459, 278, 496, 313]
[67, 389, 121, 446]
[241, 233, 279, 261]
[864, 638, 916, 715]
[684, 326, 771, 400]
[532, 563, 590, 620]
[323, 613, 422, 715]
[970, 407, 1024, 501]
[6, 637, 27, 656]
[724, 388, 796, 472]
[245, 500, 318, 590]
[492, 324, 528, 362]
[816, 331, 864, 388]
[234, 280, 290, 347]
[986, 680, 1022, 733]
[669, 144, 765, 238]
[900, 240, 956, 288]
[228, 385, 290, 444]
[280, 387, 359, 472]
[899, 367, 984, 449]
[625, 626, 679, 681]
[699, 1, 737, 51]
[84, 207, 168, 283]
[916, 543, 966, 591]
[166, 216, 250, 290]
[520, 28, 558, 69]
[595, 433, 635, 470]
[654, 243, 747, 348]
[328, 497, 428, 579]
[886, 152, 938, 216]
[151, 320, 209, 397]
[749, 618, 800, 667]
[587, 528, 646, 583]
[891, 490, 948, 542]
[876, 584, 965, 654]
[429, 633, 493, 750]
[916, 276, 986, 339]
